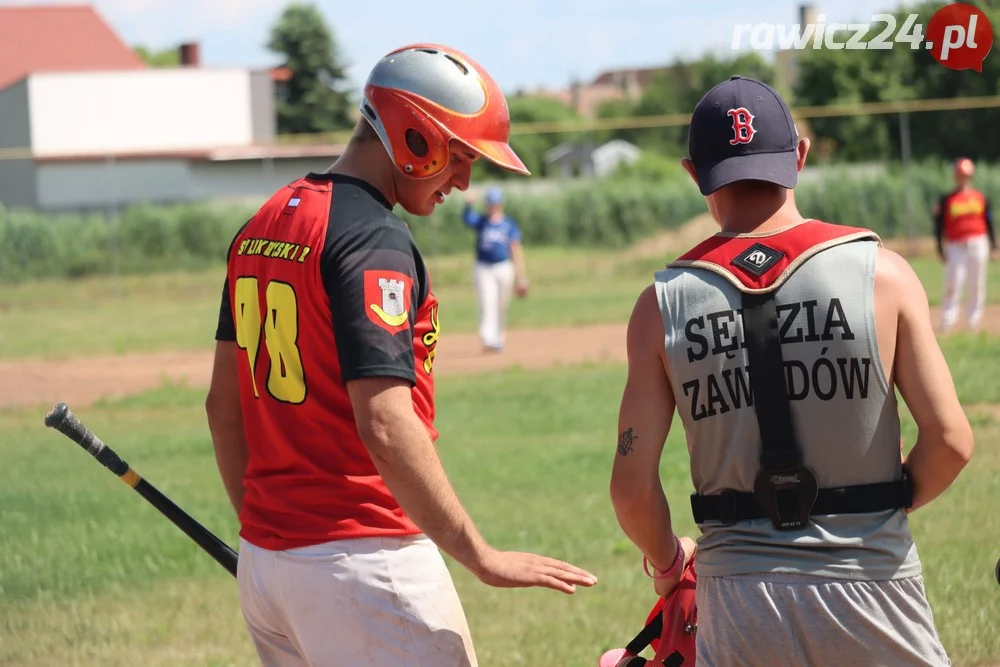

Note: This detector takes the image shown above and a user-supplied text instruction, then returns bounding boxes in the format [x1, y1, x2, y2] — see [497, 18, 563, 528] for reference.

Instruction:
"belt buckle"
[753, 465, 819, 531]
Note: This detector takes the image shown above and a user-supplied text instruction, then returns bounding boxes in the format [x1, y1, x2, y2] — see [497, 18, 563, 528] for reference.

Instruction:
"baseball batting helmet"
[359, 43, 529, 179]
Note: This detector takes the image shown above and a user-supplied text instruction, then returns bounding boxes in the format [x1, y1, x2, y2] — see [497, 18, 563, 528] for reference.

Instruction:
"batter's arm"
[879, 249, 974, 512]
[329, 219, 596, 593]
[206, 340, 249, 516]
[462, 199, 481, 229]
[609, 285, 682, 572]
[206, 227, 252, 517]
[348, 379, 489, 567]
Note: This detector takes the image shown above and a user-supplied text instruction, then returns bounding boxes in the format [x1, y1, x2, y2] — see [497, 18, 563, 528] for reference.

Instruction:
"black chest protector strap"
[690, 290, 914, 531]
[741, 291, 819, 531]
[741, 291, 804, 472]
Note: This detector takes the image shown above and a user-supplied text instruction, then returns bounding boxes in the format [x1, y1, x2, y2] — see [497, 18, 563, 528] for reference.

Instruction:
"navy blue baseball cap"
[687, 75, 800, 196]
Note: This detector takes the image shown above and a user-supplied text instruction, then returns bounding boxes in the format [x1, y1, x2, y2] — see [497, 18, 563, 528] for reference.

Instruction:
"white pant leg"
[239, 536, 477, 667]
[941, 241, 969, 331]
[474, 261, 501, 348]
[238, 538, 309, 667]
[964, 235, 990, 329]
[493, 261, 516, 346]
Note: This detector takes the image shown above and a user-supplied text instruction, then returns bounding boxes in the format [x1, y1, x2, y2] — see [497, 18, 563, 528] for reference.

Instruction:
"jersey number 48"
[233, 276, 307, 404]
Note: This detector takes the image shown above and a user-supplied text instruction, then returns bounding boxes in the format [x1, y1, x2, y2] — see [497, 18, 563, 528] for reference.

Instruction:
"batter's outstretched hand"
[472, 548, 598, 594]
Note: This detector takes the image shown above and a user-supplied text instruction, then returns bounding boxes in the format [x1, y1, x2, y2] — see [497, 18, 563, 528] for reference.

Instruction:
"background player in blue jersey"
[463, 187, 529, 352]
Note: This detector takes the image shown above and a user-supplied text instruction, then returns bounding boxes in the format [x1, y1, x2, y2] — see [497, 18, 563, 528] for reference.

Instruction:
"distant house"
[544, 139, 641, 178]
[0, 5, 345, 213]
[523, 66, 656, 119]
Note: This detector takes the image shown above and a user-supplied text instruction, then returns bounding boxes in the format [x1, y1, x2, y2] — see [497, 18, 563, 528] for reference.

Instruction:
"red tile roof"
[0, 4, 146, 91]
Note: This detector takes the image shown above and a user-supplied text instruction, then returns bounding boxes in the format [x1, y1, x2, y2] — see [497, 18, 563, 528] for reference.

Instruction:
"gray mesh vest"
[654, 222, 922, 580]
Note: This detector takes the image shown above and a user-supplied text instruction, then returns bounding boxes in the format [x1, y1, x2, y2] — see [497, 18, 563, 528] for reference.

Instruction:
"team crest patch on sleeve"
[364, 270, 412, 334]
[731, 242, 784, 278]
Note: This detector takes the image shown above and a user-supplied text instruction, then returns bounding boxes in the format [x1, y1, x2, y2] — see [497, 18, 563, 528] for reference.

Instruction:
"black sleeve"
[214, 221, 250, 342]
[214, 277, 235, 342]
[933, 195, 946, 256]
[322, 220, 425, 385]
[986, 198, 996, 249]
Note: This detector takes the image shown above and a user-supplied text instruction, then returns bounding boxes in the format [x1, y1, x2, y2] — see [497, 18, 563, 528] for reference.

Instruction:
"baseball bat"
[44, 402, 239, 578]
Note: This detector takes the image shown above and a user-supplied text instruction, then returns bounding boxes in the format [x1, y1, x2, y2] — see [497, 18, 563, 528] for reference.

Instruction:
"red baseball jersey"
[215, 173, 439, 550]
[937, 188, 989, 242]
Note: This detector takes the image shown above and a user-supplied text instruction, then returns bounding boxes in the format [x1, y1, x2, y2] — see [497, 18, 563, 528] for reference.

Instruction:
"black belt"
[690, 284, 912, 531]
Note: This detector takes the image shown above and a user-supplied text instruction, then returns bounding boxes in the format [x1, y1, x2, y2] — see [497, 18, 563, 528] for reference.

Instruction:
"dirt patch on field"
[0, 324, 629, 411]
[3, 305, 999, 412]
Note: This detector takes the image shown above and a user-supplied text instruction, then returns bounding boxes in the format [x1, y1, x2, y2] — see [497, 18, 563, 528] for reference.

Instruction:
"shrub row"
[401, 178, 708, 255]
[0, 202, 256, 282]
[793, 161, 1000, 239]
[0, 161, 994, 283]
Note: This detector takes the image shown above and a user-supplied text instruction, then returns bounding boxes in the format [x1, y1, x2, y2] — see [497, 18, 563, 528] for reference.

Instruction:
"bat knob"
[45, 402, 70, 428]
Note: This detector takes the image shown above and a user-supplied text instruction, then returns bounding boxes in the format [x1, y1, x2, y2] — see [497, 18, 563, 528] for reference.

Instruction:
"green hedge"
[793, 161, 1000, 239]
[0, 161, 995, 283]
[402, 178, 707, 255]
[0, 202, 255, 282]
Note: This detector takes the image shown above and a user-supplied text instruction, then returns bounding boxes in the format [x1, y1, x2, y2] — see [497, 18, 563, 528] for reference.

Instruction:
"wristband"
[643, 535, 684, 580]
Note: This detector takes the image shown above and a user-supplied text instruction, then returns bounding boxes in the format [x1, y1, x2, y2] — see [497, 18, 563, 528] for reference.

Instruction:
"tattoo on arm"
[617, 427, 637, 456]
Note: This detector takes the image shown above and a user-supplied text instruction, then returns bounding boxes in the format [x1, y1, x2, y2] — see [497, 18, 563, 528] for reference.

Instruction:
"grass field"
[1, 244, 998, 360]
[1, 239, 999, 666]
[0, 348, 998, 666]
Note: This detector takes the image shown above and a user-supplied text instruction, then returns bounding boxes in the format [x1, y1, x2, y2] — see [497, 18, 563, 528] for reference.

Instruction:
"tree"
[267, 3, 354, 135]
[793, 0, 1000, 163]
[134, 45, 180, 68]
[611, 52, 776, 155]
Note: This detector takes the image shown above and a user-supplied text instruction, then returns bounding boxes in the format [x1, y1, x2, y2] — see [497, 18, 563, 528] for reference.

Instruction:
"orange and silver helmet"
[360, 43, 529, 179]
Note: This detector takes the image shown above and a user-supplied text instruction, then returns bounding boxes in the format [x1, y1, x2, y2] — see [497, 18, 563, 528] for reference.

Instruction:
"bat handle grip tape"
[45, 402, 130, 477]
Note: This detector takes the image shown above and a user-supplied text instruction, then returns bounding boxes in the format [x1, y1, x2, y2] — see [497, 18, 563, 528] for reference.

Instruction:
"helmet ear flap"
[361, 90, 450, 178]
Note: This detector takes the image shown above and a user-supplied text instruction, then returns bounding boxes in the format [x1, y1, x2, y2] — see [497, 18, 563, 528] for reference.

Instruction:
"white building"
[0, 5, 345, 213]
[544, 139, 641, 178]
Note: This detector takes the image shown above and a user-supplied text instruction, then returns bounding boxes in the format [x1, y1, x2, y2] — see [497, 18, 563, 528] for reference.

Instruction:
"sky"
[4, 0, 910, 94]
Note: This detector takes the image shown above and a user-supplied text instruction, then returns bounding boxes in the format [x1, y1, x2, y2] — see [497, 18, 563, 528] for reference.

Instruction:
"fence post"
[105, 154, 122, 292]
[899, 110, 916, 257]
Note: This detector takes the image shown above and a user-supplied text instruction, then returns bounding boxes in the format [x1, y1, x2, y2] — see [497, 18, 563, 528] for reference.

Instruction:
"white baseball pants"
[473, 260, 515, 349]
[237, 535, 477, 667]
[941, 234, 990, 331]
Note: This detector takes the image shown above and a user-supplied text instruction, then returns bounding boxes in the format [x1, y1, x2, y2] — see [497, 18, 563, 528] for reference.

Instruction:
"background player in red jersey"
[933, 157, 997, 332]
[205, 43, 597, 667]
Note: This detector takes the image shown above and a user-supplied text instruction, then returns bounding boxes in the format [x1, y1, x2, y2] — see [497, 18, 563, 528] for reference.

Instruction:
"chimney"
[800, 4, 818, 30]
[179, 42, 200, 67]
[570, 79, 581, 114]
[799, 4, 818, 48]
